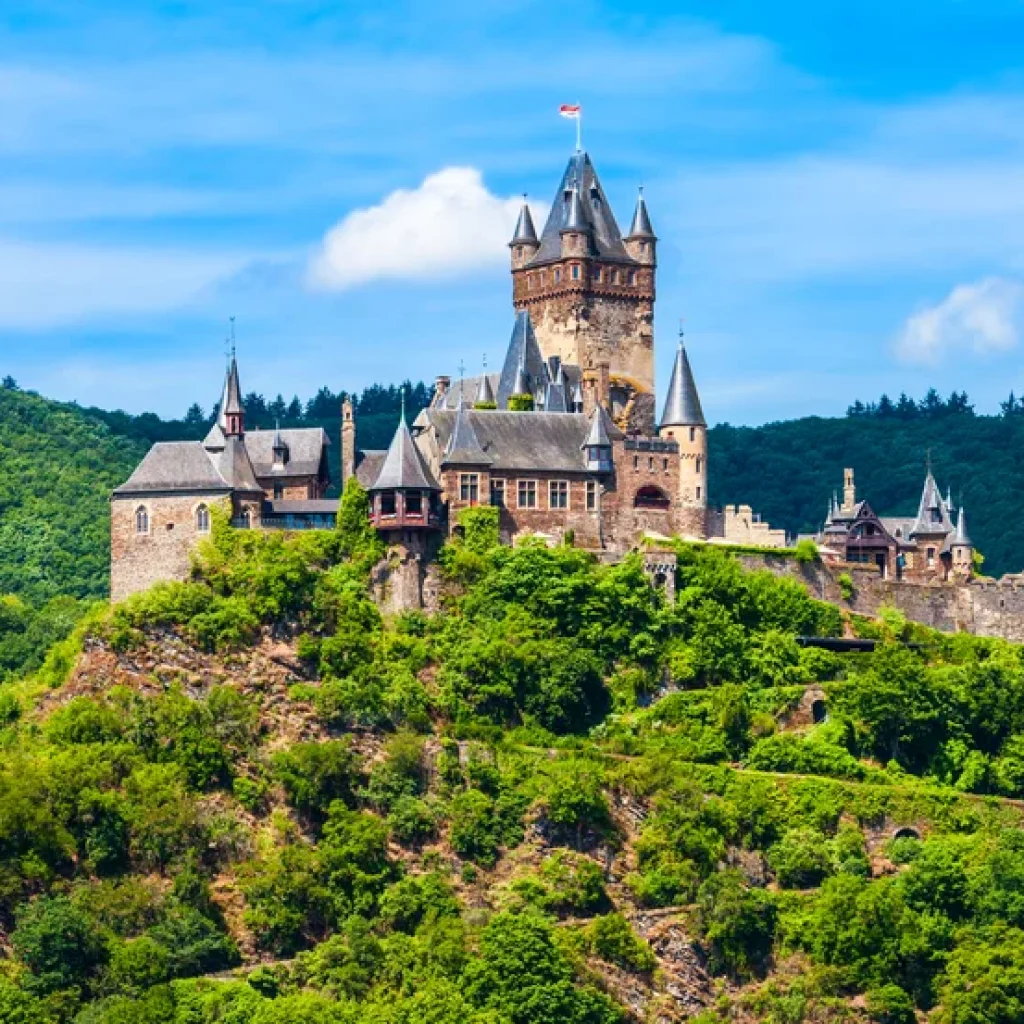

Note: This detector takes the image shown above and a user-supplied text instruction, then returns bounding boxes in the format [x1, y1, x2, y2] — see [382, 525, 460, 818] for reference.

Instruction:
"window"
[662, 457, 669, 472]
[554, 268, 562, 283]
[931, 508, 942, 523]
[594, 268, 602, 282]
[641, 241, 649, 255]
[696, 486, 702, 500]
[689, 427, 696, 442]
[612, 269, 620, 284]
[135, 505, 149, 534]
[648, 457, 654, 470]
[571, 264, 580, 280]
[633, 455, 639, 470]
[406, 491, 423, 515]
[273, 483, 283, 500]
[549, 480, 569, 509]
[491, 479, 506, 506]
[628, 270, 636, 285]
[586, 480, 598, 510]
[518, 480, 537, 509]
[927, 547, 936, 567]
[195, 504, 210, 533]
[696, 457, 702, 475]
[516, 246, 522, 258]
[380, 491, 397, 516]
[459, 473, 479, 503]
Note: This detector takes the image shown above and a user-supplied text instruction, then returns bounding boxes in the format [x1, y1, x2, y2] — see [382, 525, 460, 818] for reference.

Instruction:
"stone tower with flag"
[509, 151, 657, 434]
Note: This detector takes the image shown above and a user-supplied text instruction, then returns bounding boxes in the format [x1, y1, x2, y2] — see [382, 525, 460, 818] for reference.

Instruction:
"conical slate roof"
[911, 471, 953, 537]
[562, 185, 587, 234]
[660, 339, 705, 428]
[510, 201, 538, 245]
[204, 354, 245, 449]
[444, 397, 492, 466]
[475, 373, 496, 406]
[532, 151, 633, 265]
[372, 413, 440, 491]
[626, 188, 655, 238]
[214, 435, 263, 495]
[582, 403, 623, 448]
[497, 311, 547, 408]
[954, 507, 972, 546]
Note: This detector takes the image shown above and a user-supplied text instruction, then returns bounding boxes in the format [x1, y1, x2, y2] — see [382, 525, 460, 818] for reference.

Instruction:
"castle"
[814, 467, 974, 581]
[110, 145, 786, 602]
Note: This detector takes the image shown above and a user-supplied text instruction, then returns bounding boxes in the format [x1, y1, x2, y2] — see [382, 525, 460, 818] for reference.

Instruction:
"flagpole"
[576, 104, 582, 152]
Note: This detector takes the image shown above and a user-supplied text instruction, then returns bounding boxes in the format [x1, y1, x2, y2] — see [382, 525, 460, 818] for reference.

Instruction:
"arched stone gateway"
[892, 826, 921, 841]
[634, 485, 671, 510]
[811, 699, 827, 724]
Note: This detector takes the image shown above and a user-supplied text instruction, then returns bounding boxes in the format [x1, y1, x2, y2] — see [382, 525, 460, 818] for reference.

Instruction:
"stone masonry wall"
[734, 552, 1024, 642]
[111, 495, 228, 602]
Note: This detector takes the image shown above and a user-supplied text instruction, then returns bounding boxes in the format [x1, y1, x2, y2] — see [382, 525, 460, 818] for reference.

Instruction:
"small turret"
[950, 506, 974, 578]
[475, 373, 496, 408]
[509, 196, 540, 270]
[582, 404, 619, 473]
[624, 186, 656, 265]
[659, 330, 707, 513]
[222, 354, 245, 438]
[560, 184, 590, 258]
[272, 422, 288, 471]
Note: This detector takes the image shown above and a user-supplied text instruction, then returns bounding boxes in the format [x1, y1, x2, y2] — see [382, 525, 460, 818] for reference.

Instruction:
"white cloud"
[308, 167, 541, 291]
[894, 277, 1024, 365]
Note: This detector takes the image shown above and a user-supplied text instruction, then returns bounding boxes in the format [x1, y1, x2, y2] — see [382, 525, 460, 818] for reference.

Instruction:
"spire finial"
[229, 316, 236, 360]
[400, 385, 406, 424]
[678, 318, 685, 349]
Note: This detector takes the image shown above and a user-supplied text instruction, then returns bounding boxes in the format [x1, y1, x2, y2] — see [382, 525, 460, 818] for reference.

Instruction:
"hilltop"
[2, 505, 1024, 1022]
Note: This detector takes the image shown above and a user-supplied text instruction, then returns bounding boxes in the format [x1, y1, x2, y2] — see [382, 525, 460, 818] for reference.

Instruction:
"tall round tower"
[658, 331, 707, 538]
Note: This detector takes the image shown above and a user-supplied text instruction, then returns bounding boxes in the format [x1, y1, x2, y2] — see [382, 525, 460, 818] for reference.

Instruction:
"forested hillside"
[2, 501, 1024, 1022]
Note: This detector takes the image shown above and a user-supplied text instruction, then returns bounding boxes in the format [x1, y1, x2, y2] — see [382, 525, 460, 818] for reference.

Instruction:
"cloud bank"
[895, 277, 1024, 365]
[308, 167, 540, 291]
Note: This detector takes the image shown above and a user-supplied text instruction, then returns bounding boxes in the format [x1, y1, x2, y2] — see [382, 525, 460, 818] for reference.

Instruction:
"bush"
[696, 870, 777, 979]
[272, 741, 362, 820]
[587, 912, 657, 973]
[449, 789, 501, 867]
[13, 895, 108, 996]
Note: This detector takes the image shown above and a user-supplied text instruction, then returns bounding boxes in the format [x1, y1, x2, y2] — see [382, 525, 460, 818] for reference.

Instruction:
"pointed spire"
[659, 330, 706, 429]
[955, 506, 972, 546]
[911, 467, 952, 536]
[510, 195, 539, 245]
[476, 373, 495, 406]
[497, 311, 546, 408]
[627, 186, 655, 238]
[583, 403, 618, 448]
[444, 394, 492, 465]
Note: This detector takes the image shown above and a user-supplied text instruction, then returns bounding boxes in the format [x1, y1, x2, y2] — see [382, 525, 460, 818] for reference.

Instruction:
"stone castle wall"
[734, 552, 1024, 642]
[111, 495, 227, 602]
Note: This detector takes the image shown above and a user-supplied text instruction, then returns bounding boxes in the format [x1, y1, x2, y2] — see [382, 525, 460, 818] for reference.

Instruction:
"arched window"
[195, 504, 210, 533]
[634, 485, 671, 510]
[135, 505, 149, 534]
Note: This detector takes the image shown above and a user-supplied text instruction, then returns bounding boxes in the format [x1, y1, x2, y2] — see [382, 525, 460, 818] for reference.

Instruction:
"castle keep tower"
[510, 152, 656, 432]
[658, 333, 707, 537]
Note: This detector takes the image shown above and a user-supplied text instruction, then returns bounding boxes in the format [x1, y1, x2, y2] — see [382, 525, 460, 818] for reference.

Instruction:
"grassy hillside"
[2, 511, 1024, 1022]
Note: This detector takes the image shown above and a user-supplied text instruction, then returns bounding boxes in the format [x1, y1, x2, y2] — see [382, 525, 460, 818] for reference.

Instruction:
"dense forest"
[1, 496, 1024, 1021]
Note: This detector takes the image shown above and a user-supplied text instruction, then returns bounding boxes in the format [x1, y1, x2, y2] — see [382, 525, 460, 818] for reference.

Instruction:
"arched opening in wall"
[893, 827, 920, 841]
[634, 485, 671, 510]
[811, 699, 827, 724]
[653, 572, 667, 590]
[195, 504, 210, 533]
[135, 506, 149, 534]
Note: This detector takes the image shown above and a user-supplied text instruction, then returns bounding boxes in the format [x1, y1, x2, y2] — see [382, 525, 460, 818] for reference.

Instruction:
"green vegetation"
[0, 506, 1023, 1021]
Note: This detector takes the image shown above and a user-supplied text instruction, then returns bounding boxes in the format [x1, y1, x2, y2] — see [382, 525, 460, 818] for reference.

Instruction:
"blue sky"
[2, 0, 1024, 424]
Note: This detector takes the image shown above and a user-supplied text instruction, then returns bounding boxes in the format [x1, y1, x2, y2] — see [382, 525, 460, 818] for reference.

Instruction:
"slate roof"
[114, 442, 235, 497]
[583, 404, 623, 447]
[245, 427, 329, 478]
[531, 151, 634, 265]
[626, 189, 655, 238]
[355, 451, 386, 489]
[372, 416, 441, 491]
[497, 311, 548, 408]
[954, 508, 972, 546]
[444, 400, 492, 465]
[213, 436, 264, 494]
[432, 375, 499, 410]
[426, 409, 594, 473]
[911, 471, 954, 537]
[660, 340, 705, 428]
[510, 201, 538, 245]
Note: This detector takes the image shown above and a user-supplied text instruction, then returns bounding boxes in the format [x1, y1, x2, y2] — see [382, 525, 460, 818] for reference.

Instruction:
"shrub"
[696, 870, 776, 979]
[272, 741, 362, 820]
[449, 789, 501, 867]
[587, 913, 657, 973]
[13, 895, 108, 996]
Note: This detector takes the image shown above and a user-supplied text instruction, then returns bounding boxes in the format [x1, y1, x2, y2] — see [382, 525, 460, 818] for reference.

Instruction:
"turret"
[659, 331, 707, 513]
[843, 468, 856, 513]
[509, 196, 540, 270]
[582, 404, 617, 474]
[560, 184, 590, 259]
[950, 506, 974, 578]
[623, 186, 656, 266]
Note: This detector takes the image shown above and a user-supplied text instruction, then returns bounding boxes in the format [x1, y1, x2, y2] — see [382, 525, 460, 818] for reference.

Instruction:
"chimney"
[341, 399, 356, 485]
[434, 375, 451, 405]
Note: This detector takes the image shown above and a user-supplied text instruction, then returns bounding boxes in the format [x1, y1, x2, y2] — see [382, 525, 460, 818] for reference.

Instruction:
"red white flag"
[559, 104, 581, 119]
